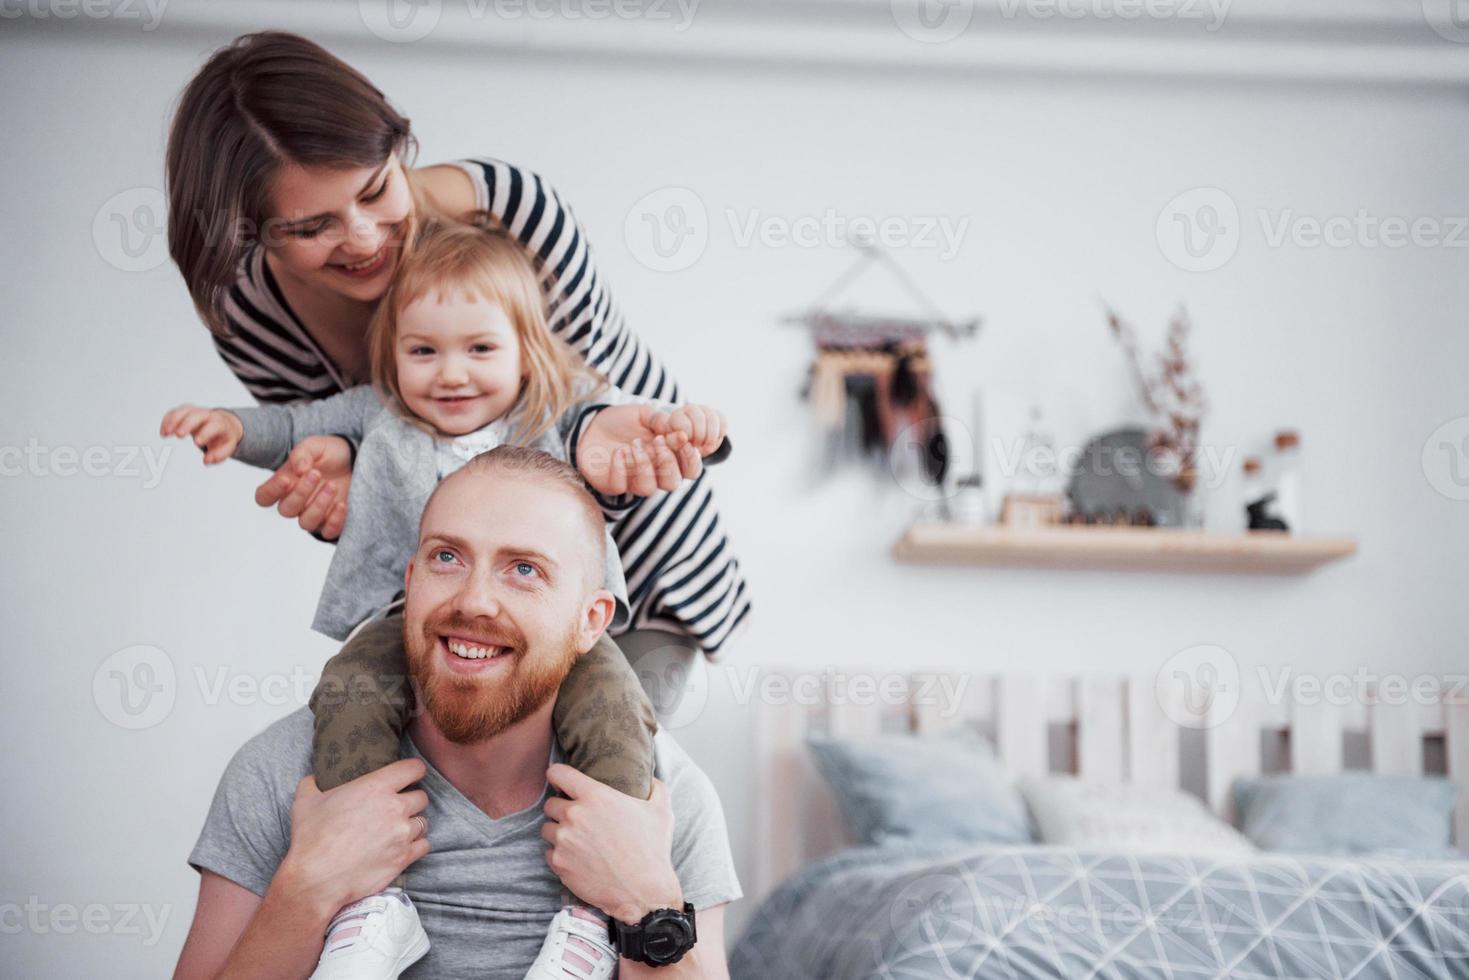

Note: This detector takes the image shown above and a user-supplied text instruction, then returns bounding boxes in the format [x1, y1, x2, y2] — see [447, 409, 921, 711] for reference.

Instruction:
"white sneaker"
[308, 887, 429, 980]
[522, 906, 617, 980]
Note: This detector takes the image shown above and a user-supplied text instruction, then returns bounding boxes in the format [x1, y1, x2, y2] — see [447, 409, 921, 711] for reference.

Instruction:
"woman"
[165, 31, 749, 657]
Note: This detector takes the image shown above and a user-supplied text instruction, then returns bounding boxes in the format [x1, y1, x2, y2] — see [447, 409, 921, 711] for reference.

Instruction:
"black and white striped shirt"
[209, 157, 751, 655]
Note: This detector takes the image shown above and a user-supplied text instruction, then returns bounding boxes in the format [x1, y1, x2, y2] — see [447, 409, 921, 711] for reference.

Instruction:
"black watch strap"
[612, 902, 697, 966]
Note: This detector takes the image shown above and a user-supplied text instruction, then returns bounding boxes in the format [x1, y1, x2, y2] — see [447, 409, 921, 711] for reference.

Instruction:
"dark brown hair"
[166, 31, 417, 334]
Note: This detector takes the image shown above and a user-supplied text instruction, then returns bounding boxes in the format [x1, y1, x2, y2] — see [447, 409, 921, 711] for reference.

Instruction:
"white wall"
[2, 3, 1468, 974]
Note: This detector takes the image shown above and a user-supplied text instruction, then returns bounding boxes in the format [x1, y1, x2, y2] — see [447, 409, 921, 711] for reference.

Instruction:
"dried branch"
[1104, 304, 1208, 493]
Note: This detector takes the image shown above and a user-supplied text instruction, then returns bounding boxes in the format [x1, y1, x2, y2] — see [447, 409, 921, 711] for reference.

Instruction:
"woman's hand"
[160, 404, 245, 465]
[541, 766, 684, 925]
[253, 435, 353, 541]
[279, 759, 431, 917]
[577, 404, 727, 498]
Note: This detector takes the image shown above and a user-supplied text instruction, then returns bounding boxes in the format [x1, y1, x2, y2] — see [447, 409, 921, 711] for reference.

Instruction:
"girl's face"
[265, 154, 413, 302]
[394, 292, 525, 437]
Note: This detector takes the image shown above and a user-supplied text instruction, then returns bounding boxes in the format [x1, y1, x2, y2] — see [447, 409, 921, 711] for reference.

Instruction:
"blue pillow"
[806, 730, 1033, 847]
[1232, 773, 1462, 858]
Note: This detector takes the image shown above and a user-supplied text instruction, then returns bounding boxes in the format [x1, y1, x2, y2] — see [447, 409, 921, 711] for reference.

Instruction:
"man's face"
[403, 467, 609, 745]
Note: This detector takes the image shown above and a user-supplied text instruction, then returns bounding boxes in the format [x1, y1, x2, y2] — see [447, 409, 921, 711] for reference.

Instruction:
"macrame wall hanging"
[789, 240, 981, 488]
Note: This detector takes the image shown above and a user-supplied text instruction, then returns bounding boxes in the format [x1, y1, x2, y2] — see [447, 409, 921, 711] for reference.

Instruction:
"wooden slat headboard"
[748, 668, 1469, 908]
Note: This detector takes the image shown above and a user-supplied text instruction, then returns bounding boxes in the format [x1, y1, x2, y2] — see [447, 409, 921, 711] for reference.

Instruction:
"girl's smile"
[394, 292, 525, 437]
[434, 394, 488, 412]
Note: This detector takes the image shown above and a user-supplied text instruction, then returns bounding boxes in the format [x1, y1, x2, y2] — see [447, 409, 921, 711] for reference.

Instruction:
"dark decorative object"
[1246, 492, 1290, 532]
[1066, 427, 1189, 528]
[925, 428, 950, 485]
[790, 239, 980, 490]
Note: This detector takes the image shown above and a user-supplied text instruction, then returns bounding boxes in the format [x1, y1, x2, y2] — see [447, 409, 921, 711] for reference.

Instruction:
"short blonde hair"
[368, 214, 605, 445]
[421, 445, 608, 588]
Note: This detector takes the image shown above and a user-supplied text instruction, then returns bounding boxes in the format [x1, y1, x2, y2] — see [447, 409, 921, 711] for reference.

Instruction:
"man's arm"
[173, 869, 334, 980]
[176, 760, 430, 979]
[619, 904, 729, 980]
[541, 767, 733, 976]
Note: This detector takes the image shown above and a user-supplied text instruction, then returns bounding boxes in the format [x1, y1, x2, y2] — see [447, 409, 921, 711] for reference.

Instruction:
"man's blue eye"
[515, 562, 536, 577]
[435, 550, 456, 563]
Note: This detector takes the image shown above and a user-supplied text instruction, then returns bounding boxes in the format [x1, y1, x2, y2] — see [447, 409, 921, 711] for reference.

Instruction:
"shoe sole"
[391, 929, 431, 977]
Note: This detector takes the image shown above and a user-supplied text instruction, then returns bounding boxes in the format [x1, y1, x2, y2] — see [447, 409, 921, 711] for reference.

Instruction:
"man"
[174, 446, 740, 979]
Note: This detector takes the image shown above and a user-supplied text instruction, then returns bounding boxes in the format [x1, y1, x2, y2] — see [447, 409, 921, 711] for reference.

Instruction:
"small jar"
[950, 473, 987, 526]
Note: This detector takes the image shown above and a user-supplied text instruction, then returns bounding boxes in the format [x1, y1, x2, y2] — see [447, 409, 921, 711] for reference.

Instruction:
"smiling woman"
[162, 30, 750, 655]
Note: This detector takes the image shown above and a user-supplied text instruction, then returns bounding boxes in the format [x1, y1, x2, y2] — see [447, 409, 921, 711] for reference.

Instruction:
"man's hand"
[160, 404, 245, 465]
[541, 766, 684, 925]
[577, 404, 727, 498]
[279, 758, 431, 918]
[253, 434, 353, 541]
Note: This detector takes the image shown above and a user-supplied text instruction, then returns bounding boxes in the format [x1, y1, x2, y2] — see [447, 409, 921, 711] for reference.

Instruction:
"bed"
[732, 670, 1469, 979]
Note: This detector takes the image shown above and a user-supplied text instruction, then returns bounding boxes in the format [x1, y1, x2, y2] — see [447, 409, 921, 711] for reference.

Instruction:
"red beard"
[405, 609, 577, 745]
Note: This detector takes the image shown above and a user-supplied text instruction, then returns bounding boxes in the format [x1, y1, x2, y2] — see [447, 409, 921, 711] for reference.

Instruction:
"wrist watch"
[611, 902, 697, 966]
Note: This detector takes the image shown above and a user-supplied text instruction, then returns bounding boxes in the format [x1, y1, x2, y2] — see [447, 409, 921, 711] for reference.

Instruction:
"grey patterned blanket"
[730, 843, 1469, 979]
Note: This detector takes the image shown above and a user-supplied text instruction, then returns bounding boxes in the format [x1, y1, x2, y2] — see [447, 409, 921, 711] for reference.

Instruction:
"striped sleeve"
[460, 158, 679, 401]
[464, 158, 751, 654]
[210, 247, 342, 406]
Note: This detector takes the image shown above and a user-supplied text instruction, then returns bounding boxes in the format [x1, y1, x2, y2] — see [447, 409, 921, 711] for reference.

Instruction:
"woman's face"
[264, 153, 413, 302]
[394, 291, 526, 437]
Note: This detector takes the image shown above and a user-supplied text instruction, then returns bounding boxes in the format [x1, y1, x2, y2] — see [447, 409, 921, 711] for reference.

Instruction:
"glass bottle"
[1273, 430, 1302, 534]
[950, 473, 987, 526]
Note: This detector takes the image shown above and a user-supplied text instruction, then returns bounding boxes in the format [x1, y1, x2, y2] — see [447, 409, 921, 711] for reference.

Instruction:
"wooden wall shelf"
[893, 524, 1357, 574]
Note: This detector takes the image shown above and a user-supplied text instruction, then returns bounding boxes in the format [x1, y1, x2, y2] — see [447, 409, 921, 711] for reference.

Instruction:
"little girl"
[160, 216, 728, 980]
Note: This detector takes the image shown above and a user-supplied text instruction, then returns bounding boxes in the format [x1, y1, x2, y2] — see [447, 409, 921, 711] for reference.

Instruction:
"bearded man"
[174, 446, 740, 979]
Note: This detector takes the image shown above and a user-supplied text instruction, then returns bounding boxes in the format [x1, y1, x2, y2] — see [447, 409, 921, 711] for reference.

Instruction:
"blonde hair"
[368, 215, 605, 445]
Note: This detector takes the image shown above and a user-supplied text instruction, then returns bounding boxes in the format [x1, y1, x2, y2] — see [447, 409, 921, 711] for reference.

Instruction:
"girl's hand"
[160, 404, 245, 464]
[653, 404, 727, 456]
[253, 435, 352, 541]
[578, 404, 720, 498]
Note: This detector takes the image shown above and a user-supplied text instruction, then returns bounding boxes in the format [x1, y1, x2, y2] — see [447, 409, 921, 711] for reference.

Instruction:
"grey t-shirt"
[188, 708, 741, 979]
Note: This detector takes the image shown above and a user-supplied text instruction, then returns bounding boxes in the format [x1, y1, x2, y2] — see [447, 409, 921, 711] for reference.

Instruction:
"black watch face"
[643, 913, 694, 964]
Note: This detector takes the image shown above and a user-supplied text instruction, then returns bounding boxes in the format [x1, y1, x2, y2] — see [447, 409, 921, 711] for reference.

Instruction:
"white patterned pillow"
[1021, 776, 1256, 854]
